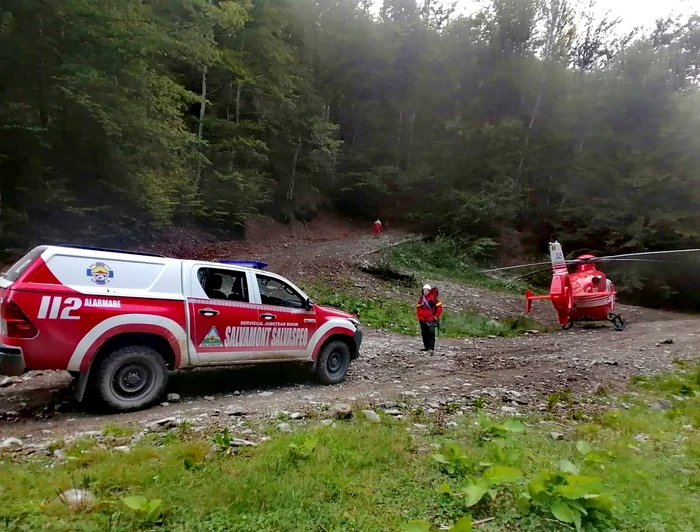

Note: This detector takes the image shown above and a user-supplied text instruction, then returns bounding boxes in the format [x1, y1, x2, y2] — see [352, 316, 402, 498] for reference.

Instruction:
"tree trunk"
[195, 66, 208, 189]
[396, 109, 404, 167]
[287, 138, 302, 201]
[516, 88, 542, 180]
[406, 111, 416, 172]
[235, 42, 244, 125]
[235, 82, 242, 124]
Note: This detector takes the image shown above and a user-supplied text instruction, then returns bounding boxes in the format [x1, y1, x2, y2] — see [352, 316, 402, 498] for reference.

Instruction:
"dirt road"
[1, 219, 696, 444]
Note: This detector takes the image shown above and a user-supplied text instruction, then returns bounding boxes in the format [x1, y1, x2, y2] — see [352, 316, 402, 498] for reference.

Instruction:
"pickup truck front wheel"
[95, 345, 168, 411]
[315, 340, 351, 385]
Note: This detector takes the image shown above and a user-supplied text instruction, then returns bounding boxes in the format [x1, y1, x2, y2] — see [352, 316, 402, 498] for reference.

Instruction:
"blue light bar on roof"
[219, 260, 268, 270]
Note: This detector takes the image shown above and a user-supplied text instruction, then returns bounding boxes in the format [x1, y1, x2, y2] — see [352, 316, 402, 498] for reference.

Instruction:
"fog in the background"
[376, 0, 698, 34]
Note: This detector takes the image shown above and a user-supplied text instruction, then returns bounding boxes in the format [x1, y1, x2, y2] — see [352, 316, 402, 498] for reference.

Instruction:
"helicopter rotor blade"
[586, 248, 700, 262]
[511, 266, 554, 280]
[480, 261, 553, 273]
[580, 258, 668, 264]
[482, 249, 700, 274]
[482, 258, 587, 273]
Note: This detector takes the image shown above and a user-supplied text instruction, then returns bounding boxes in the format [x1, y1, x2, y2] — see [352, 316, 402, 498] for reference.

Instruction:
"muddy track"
[1, 223, 698, 443]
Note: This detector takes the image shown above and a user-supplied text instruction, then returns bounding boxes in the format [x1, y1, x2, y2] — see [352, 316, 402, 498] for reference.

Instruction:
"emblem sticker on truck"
[87, 262, 114, 285]
[199, 326, 223, 348]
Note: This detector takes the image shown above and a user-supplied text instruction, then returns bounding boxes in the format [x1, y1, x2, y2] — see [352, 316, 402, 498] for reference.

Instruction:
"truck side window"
[197, 268, 249, 302]
[256, 275, 304, 309]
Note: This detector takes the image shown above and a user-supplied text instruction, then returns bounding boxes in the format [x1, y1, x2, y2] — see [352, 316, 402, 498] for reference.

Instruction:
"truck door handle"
[198, 308, 219, 317]
[261, 313, 276, 321]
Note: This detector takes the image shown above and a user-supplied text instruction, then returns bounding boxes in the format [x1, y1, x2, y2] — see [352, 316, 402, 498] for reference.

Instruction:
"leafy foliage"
[402, 516, 472, 532]
[288, 437, 318, 462]
[1, 0, 700, 306]
[122, 495, 163, 523]
[477, 414, 525, 442]
[519, 461, 616, 530]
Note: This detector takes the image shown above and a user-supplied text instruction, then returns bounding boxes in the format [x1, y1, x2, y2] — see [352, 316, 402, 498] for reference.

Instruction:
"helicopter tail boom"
[525, 289, 551, 314]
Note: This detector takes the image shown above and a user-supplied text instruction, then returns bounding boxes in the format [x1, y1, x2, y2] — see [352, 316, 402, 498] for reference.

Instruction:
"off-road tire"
[315, 340, 351, 385]
[95, 345, 168, 411]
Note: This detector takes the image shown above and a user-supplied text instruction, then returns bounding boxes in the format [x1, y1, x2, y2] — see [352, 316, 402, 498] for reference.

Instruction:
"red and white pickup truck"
[0, 245, 362, 411]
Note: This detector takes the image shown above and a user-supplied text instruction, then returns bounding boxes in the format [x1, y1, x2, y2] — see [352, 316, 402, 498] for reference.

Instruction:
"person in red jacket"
[416, 284, 442, 352]
[373, 218, 382, 239]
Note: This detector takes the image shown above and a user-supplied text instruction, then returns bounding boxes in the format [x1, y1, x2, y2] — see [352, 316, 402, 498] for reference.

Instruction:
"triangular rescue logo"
[199, 326, 223, 348]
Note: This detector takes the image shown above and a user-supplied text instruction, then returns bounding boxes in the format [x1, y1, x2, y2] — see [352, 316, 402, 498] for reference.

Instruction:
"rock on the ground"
[501, 406, 517, 414]
[113, 446, 131, 453]
[0, 437, 23, 449]
[289, 412, 304, 420]
[362, 410, 381, 423]
[230, 438, 257, 447]
[75, 430, 101, 439]
[550, 432, 564, 441]
[320, 419, 334, 427]
[651, 399, 672, 410]
[147, 417, 178, 431]
[384, 408, 402, 416]
[226, 406, 248, 416]
[277, 422, 292, 433]
[0, 376, 21, 387]
[330, 403, 353, 419]
[592, 383, 607, 396]
[167, 393, 181, 402]
[56, 489, 96, 510]
[633, 433, 649, 444]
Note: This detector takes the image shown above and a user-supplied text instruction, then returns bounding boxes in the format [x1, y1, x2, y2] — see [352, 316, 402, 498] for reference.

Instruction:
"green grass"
[308, 286, 541, 338]
[389, 237, 542, 294]
[2, 365, 700, 531]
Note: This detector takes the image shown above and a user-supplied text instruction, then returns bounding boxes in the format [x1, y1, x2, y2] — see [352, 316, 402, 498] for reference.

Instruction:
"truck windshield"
[1, 246, 47, 282]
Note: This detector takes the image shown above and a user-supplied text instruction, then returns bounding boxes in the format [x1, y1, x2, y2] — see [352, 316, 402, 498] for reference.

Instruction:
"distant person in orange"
[373, 218, 382, 239]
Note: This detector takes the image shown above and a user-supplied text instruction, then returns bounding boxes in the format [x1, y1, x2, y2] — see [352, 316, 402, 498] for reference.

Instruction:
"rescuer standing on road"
[373, 218, 382, 239]
[416, 284, 442, 353]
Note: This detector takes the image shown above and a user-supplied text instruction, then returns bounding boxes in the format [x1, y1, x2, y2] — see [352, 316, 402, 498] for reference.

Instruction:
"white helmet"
[422, 284, 431, 290]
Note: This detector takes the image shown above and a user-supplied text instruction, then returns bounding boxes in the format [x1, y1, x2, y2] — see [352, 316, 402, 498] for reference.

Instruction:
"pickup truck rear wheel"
[95, 345, 168, 411]
[315, 340, 351, 385]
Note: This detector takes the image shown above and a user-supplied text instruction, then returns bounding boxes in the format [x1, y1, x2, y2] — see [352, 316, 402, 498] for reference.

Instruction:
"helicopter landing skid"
[562, 314, 625, 332]
[608, 313, 625, 331]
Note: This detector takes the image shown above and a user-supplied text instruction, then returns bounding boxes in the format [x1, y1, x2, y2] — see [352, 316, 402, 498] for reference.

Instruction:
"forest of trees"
[1, 0, 699, 264]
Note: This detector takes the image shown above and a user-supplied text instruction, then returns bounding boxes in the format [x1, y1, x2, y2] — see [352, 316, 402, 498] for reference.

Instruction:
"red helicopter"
[484, 241, 700, 331]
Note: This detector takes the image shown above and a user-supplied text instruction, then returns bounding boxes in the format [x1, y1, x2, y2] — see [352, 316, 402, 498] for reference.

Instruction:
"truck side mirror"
[304, 298, 314, 310]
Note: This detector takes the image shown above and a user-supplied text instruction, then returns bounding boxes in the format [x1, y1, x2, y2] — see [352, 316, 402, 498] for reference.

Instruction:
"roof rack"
[57, 244, 165, 258]
[219, 260, 268, 270]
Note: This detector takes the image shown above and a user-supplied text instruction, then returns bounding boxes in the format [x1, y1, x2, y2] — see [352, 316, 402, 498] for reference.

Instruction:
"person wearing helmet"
[416, 284, 442, 352]
[585, 276, 602, 293]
